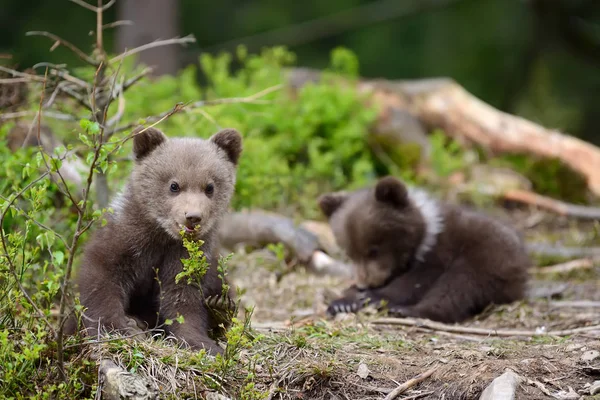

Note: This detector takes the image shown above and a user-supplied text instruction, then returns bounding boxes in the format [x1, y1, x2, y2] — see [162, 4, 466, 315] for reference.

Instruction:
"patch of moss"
[490, 154, 588, 204]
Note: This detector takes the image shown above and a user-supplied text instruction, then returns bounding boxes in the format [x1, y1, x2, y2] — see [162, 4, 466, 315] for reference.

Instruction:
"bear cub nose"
[185, 212, 202, 226]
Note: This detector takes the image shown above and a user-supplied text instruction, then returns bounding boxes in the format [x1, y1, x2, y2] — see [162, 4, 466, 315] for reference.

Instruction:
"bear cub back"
[319, 176, 531, 323]
[71, 126, 242, 355]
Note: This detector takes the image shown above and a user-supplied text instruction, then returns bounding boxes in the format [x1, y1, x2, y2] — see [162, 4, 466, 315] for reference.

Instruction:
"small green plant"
[428, 129, 468, 178]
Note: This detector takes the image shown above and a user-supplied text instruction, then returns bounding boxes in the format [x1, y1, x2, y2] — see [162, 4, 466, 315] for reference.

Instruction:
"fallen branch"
[526, 243, 600, 259]
[218, 210, 351, 277]
[383, 365, 438, 400]
[503, 189, 600, 220]
[534, 258, 597, 275]
[371, 317, 600, 338]
[547, 301, 600, 308]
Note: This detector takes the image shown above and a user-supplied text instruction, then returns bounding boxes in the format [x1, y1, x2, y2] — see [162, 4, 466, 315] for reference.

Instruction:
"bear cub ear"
[211, 128, 243, 165]
[132, 126, 168, 161]
[318, 192, 349, 218]
[375, 176, 409, 207]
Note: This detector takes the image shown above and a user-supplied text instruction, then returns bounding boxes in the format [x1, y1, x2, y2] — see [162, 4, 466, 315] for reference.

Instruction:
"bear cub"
[72, 126, 242, 355]
[319, 176, 531, 323]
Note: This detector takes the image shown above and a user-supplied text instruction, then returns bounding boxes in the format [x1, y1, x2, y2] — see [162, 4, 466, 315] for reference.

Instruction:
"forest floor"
[219, 207, 600, 400]
[86, 207, 600, 400]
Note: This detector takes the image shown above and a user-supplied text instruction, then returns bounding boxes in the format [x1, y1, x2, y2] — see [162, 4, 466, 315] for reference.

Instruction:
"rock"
[356, 363, 371, 379]
[581, 350, 600, 362]
[565, 343, 584, 352]
[99, 359, 158, 400]
[205, 393, 232, 400]
[591, 381, 600, 396]
[479, 369, 522, 400]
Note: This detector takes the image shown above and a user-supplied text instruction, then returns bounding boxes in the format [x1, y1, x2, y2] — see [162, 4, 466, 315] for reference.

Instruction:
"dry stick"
[110, 35, 197, 64]
[503, 189, 600, 220]
[548, 301, 600, 308]
[534, 258, 597, 275]
[383, 365, 438, 400]
[371, 317, 600, 337]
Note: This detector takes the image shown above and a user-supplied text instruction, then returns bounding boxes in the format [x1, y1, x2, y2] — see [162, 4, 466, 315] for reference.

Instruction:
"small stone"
[591, 381, 600, 395]
[356, 363, 370, 379]
[581, 350, 600, 362]
[206, 394, 231, 400]
[479, 369, 522, 400]
[566, 343, 583, 352]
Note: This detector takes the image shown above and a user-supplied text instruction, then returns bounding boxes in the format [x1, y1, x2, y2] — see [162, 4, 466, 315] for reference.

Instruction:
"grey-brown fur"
[70, 126, 242, 354]
[319, 176, 531, 323]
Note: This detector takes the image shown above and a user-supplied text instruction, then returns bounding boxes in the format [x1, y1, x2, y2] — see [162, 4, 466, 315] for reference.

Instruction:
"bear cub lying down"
[71, 126, 242, 355]
[319, 176, 531, 323]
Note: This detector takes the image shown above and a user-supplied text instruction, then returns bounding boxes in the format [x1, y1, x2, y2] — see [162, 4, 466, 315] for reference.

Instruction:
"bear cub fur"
[72, 126, 242, 355]
[319, 176, 531, 323]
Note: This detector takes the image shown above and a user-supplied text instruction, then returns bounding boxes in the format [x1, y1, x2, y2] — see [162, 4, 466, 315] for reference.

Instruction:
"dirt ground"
[224, 208, 600, 400]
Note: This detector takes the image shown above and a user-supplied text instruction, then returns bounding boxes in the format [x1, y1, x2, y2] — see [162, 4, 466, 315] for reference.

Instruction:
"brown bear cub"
[318, 176, 531, 323]
[72, 126, 242, 355]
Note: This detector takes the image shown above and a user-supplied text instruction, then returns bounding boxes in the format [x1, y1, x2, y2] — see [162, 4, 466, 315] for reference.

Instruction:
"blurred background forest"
[2, 0, 599, 144]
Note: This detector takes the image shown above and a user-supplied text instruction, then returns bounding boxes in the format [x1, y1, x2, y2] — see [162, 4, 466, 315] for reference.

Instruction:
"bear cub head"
[318, 176, 442, 290]
[128, 126, 242, 241]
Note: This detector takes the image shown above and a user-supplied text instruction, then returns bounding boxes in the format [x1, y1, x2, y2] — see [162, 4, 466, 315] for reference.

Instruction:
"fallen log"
[502, 189, 600, 220]
[286, 68, 600, 197]
[218, 210, 351, 277]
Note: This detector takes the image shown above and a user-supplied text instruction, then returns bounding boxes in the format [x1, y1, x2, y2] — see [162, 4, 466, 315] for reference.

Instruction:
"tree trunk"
[115, 0, 180, 76]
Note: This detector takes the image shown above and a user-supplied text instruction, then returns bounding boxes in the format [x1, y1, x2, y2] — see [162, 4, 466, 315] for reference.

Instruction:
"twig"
[547, 300, 600, 308]
[110, 35, 197, 64]
[503, 189, 600, 220]
[121, 67, 153, 93]
[0, 77, 31, 83]
[526, 243, 600, 259]
[399, 391, 435, 400]
[534, 258, 597, 275]
[0, 110, 78, 122]
[26, 31, 98, 66]
[383, 366, 438, 400]
[0, 66, 46, 82]
[371, 317, 600, 337]
[102, 20, 133, 30]
[68, 0, 115, 13]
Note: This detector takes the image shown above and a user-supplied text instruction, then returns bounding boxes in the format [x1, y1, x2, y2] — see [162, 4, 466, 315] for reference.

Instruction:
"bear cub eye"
[205, 183, 214, 195]
[366, 246, 379, 259]
[170, 182, 180, 193]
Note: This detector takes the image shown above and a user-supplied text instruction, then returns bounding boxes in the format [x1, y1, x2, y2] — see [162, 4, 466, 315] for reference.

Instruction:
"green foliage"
[113, 45, 379, 216]
[428, 129, 469, 178]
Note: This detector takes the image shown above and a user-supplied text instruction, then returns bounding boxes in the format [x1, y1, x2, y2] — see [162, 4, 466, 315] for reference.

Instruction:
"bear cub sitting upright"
[319, 176, 531, 323]
[73, 126, 242, 355]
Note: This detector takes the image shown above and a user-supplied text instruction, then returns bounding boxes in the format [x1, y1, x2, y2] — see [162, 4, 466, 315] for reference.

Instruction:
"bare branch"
[32, 62, 68, 70]
[96, 0, 104, 51]
[0, 77, 32, 83]
[121, 67, 153, 93]
[110, 35, 197, 64]
[26, 31, 98, 66]
[103, 20, 133, 30]
[0, 110, 78, 122]
[67, 0, 97, 12]
[101, 0, 116, 11]
[0, 66, 46, 82]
